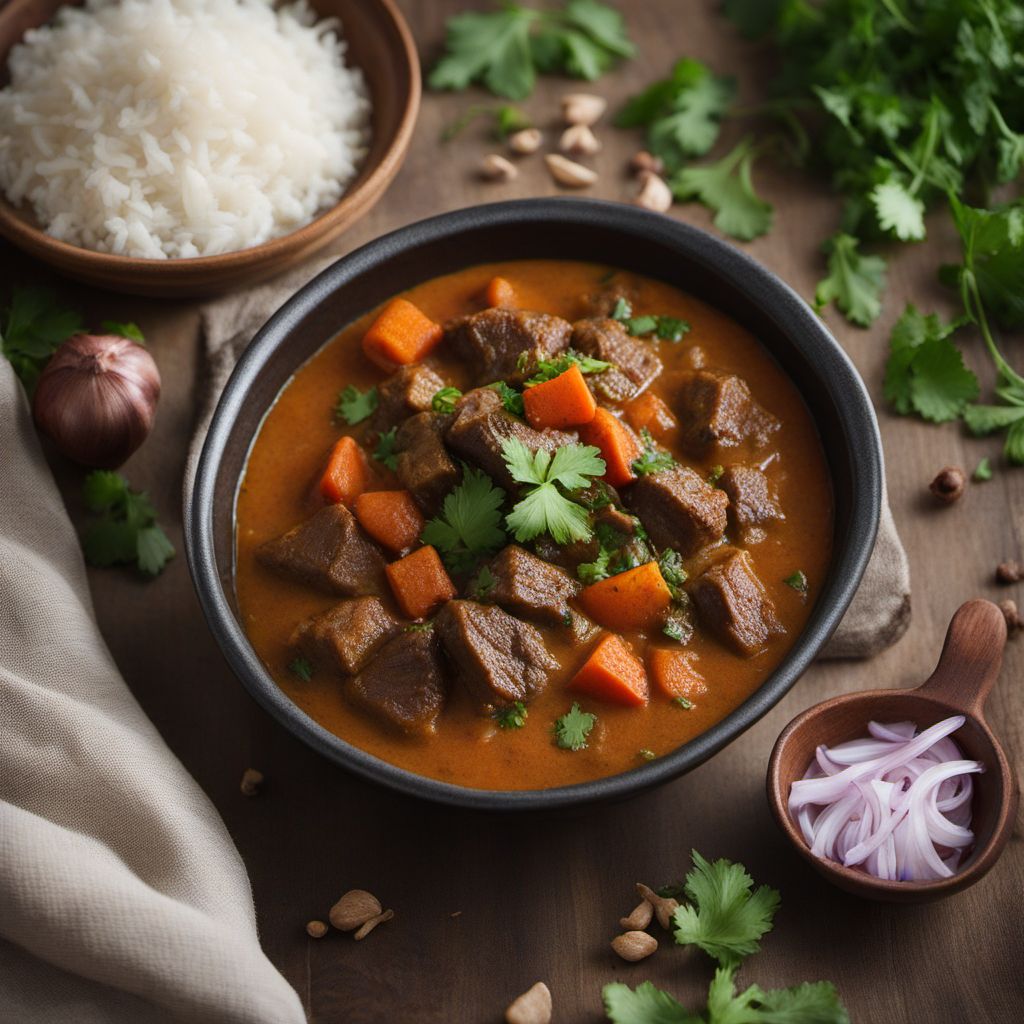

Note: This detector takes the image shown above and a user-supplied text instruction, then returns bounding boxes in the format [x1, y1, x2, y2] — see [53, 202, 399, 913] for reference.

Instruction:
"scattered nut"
[634, 171, 673, 213]
[508, 128, 542, 155]
[562, 92, 607, 126]
[354, 908, 394, 940]
[635, 882, 680, 930]
[481, 153, 518, 181]
[505, 981, 552, 1024]
[305, 920, 328, 939]
[239, 768, 264, 797]
[996, 560, 1023, 584]
[611, 930, 659, 962]
[999, 598, 1022, 635]
[559, 123, 601, 156]
[619, 900, 654, 931]
[544, 153, 598, 188]
[329, 889, 382, 931]
[630, 150, 664, 176]
[929, 466, 966, 504]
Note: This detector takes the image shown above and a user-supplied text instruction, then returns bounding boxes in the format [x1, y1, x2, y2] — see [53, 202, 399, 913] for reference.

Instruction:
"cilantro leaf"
[553, 702, 596, 751]
[1, 286, 83, 391]
[658, 547, 688, 597]
[783, 570, 808, 593]
[633, 428, 676, 477]
[523, 349, 612, 387]
[603, 981, 700, 1024]
[421, 466, 508, 574]
[706, 967, 849, 1024]
[136, 526, 176, 577]
[973, 457, 993, 481]
[83, 470, 129, 513]
[871, 179, 925, 241]
[334, 384, 378, 425]
[471, 564, 496, 599]
[372, 427, 399, 470]
[814, 234, 887, 327]
[494, 700, 528, 729]
[101, 320, 145, 343]
[288, 656, 313, 682]
[672, 851, 781, 968]
[623, 314, 691, 342]
[432, 386, 463, 414]
[489, 380, 525, 416]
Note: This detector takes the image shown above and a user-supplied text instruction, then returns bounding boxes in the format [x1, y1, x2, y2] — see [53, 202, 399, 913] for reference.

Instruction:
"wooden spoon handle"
[918, 599, 1007, 716]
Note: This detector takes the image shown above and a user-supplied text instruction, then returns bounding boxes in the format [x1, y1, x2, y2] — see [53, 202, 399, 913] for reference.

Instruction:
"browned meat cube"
[290, 596, 402, 675]
[565, 608, 601, 647]
[627, 465, 728, 554]
[257, 505, 386, 595]
[435, 599, 558, 710]
[445, 388, 574, 490]
[445, 308, 572, 383]
[676, 370, 779, 458]
[686, 548, 783, 656]
[718, 465, 783, 544]
[570, 318, 662, 403]
[371, 364, 445, 433]
[346, 629, 447, 736]
[483, 544, 581, 626]
[531, 533, 600, 572]
[394, 411, 460, 515]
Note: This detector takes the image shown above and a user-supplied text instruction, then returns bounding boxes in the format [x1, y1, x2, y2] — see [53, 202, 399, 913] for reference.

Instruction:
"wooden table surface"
[7, 2, 1022, 1021]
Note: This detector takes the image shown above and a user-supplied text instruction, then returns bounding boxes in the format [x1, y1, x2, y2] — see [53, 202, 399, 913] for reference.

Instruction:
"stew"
[235, 260, 833, 790]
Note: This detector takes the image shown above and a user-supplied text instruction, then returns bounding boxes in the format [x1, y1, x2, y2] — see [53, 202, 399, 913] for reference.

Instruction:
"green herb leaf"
[432, 386, 463, 414]
[672, 695, 694, 710]
[663, 621, 686, 642]
[603, 981, 700, 1024]
[335, 384, 379, 425]
[705, 966, 850, 1024]
[609, 297, 632, 321]
[373, 427, 399, 471]
[288, 656, 313, 682]
[814, 234, 887, 327]
[554, 701, 596, 751]
[523, 349, 612, 387]
[623, 314, 691, 342]
[489, 380, 525, 416]
[494, 700, 528, 729]
[707, 464, 724, 485]
[632, 428, 676, 477]
[1, 286, 83, 391]
[472, 564, 496, 599]
[871, 179, 926, 242]
[101, 320, 145, 343]
[422, 467, 508, 574]
[783, 570, 808, 593]
[973, 457, 993, 481]
[658, 547, 688, 599]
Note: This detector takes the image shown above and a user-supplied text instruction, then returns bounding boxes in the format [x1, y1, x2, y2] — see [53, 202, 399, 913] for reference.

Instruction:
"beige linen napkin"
[189, 259, 911, 658]
[0, 361, 304, 1023]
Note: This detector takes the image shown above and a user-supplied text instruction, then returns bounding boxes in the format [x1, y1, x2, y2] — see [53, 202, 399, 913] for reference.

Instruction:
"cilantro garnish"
[405, 621, 434, 633]
[503, 438, 605, 544]
[578, 548, 612, 585]
[706, 465, 724, 485]
[372, 427, 399, 470]
[657, 548, 688, 598]
[632, 428, 676, 477]
[288, 656, 313, 682]
[489, 380, 525, 416]
[663, 621, 687, 643]
[429, 0, 634, 101]
[553, 702, 596, 751]
[494, 700, 528, 730]
[622, 313, 692, 343]
[101, 320, 145, 343]
[814, 234, 887, 328]
[0, 286, 83, 392]
[421, 467, 508, 574]
[783, 570, 808, 593]
[432, 386, 463, 414]
[973, 457, 993, 482]
[638, 748, 656, 761]
[441, 103, 530, 142]
[523, 349, 612, 387]
[471, 564, 496, 599]
[609, 297, 632, 321]
[335, 384, 379, 425]
[81, 471, 175, 577]
[672, 695, 694, 710]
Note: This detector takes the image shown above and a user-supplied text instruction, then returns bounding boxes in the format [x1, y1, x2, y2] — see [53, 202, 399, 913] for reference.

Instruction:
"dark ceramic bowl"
[185, 199, 883, 811]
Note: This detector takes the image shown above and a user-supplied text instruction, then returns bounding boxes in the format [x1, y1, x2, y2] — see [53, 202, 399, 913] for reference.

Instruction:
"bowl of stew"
[185, 199, 882, 810]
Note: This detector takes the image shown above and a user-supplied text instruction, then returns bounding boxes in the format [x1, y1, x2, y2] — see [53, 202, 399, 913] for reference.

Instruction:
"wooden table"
[8, 2, 1022, 1020]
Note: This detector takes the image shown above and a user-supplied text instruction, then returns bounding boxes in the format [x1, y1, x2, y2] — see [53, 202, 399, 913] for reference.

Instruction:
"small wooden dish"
[0, 0, 419, 297]
[767, 599, 1017, 902]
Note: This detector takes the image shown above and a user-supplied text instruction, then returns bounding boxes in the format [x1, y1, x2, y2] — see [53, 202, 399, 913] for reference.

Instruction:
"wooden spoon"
[767, 599, 1017, 902]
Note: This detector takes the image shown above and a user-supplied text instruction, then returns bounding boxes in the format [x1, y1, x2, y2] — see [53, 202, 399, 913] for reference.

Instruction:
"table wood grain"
[5, 2, 1022, 1020]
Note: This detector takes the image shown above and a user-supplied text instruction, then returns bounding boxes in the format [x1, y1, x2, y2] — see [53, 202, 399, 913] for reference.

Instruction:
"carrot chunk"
[354, 490, 425, 554]
[361, 298, 443, 370]
[385, 544, 456, 619]
[578, 407, 642, 488]
[623, 392, 678, 441]
[648, 648, 709, 702]
[578, 561, 672, 632]
[319, 436, 370, 507]
[485, 275, 516, 308]
[522, 364, 598, 430]
[569, 633, 649, 707]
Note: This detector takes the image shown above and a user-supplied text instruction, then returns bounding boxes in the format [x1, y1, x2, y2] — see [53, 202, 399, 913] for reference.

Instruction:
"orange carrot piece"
[578, 407, 642, 488]
[485, 276, 516, 308]
[623, 392, 678, 441]
[578, 561, 672, 632]
[361, 298, 443, 370]
[354, 490, 425, 554]
[522, 364, 598, 430]
[385, 545, 456, 620]
[569, 633, 649, 707]
[648, 648, 709, 702]
[319, 436, 370, 507]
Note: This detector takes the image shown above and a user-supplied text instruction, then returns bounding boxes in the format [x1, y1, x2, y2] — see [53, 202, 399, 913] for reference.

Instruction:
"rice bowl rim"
[0, 0, 421, 296]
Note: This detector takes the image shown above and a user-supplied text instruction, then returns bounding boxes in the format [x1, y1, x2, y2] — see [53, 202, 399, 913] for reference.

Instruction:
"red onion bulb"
[32, 334, 161, 468]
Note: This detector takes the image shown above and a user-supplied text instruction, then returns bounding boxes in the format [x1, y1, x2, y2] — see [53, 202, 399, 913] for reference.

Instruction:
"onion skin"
[32, 334, 161, 468]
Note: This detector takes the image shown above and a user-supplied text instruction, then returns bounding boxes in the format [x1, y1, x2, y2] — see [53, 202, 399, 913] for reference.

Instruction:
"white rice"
[0, 0, 371, 258]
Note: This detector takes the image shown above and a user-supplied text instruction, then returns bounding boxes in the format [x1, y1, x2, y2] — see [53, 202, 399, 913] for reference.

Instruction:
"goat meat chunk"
[483, 544, 581, 626]
[395, 412, 460, 515]
[627, 465, 728, 554]
[445, 308, 571, 383]
[571, 318, 662, 403]
[371, 364, 446, 433]
[290, 596, 402, 675]
[718, 464, 783, 544]
[676, 370, 779, 458]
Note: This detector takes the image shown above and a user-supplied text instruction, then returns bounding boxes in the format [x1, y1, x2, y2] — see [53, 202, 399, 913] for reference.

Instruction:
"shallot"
[789, 716, 981, 882]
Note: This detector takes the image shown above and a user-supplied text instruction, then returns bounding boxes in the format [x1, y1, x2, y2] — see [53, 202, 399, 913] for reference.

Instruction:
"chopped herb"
[632, 427, 676, 476]
[561, 608, 573, 627]
[422, 467, 508, 574]
[553, 701, 597, 751]
[489, 380, 525, 416]
[288, 656, 313, 682]
[334, 384, 379, 425]
[973, 457, 993, 482]
[441, 103, 530, 142]
[609, 296, 632, 321]
[706, 464, 724, 485]
[372, 427, 399, 470]
[577, 547, 612, 585]
[471, 565, 496, 599]
[81, 471, 175, 577]
[657, 548, 688, 598]
[405, 621, 434, 632]
[523, 349, 613, 387]
[503, 438, 605, 544]
[432, 386, 463, 414]
[672, 696, 694, 710]
[1, 286, 83, 392]
[101, 320, 145, 343]
[638, 748, 656, 761]
[494, 700, 528, 730]
[783, 570, 808, 594]
[663, 621, 686, 643]
[623, 314, 692, 342]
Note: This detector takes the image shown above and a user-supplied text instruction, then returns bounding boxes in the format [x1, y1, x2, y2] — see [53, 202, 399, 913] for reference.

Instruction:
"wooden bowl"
[767, 599, 1018, 902]
[0, 0, 419, 297]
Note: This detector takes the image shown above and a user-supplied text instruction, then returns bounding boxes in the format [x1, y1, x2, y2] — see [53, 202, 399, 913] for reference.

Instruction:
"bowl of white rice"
[0, 0, 419, 295]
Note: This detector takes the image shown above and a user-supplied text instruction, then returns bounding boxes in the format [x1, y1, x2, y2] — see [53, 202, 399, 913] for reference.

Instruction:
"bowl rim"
[0, 0, 420, 275]
[185, 198, 884, 812]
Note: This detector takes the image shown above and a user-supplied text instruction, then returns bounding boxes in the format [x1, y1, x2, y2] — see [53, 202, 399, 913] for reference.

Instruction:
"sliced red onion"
[790, 716, 982, 882]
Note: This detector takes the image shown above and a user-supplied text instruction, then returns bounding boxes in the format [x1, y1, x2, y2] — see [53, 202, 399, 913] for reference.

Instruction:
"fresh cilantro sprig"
[609, 299, 691, 342]
[432, 386, 463, 414]
[814, 234, 887, 328]
[494, 700, 528, 729]
[372, 428, 399, 470]
[503, 438, 605, 544]
[335, 384, 379, 425]
[489, 380, 525, 417]
[783, 570, 808, 594]
[553, 702, 596, 750]
[522, 349, 613, 387]
[288, 656, 313, 682]
[632, 428, 676, 477]
[81, 471, 175, 577]
[0, 287, 83, 392]
[422, 467, 508, 574]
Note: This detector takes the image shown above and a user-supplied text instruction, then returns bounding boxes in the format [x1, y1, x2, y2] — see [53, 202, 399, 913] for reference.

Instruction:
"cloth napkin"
[0, 360, 305, 1023]
[190, 259, 912, 659]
